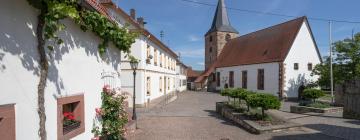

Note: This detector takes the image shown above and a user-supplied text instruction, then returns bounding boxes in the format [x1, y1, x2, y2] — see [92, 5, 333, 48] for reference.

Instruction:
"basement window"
[57, 94, 84, 140]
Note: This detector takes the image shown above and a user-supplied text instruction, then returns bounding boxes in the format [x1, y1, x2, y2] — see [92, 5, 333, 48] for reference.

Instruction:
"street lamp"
[130, 60, 138, 122]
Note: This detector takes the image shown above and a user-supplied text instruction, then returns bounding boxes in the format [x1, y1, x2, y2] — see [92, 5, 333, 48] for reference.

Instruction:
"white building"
[0, 0, 133, 139]
[175, 62, 188, 92]
[214, 17, 322, 99]
[100, 1, 182, 107]
[196, 0, 321, 99]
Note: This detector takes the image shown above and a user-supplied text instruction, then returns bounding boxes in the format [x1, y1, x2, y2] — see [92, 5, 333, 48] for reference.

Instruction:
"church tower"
[205, 0, 239, 69]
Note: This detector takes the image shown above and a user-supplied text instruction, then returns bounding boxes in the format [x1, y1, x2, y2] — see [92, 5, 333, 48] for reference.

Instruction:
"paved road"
[127, 91, 358, 140]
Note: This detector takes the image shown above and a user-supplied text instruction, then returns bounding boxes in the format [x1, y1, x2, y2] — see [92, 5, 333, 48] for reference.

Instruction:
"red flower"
[63, 112, 75, 120]
[95, 108, 102, 116]
[103, 85, 111, 93]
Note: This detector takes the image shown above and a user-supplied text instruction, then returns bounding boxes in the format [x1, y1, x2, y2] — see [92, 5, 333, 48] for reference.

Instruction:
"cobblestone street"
[127, 91, 359, 140]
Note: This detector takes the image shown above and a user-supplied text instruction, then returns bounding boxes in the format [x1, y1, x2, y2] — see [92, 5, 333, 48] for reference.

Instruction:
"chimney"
[137, 17, 145, 28]
[130, 9, 136, 20]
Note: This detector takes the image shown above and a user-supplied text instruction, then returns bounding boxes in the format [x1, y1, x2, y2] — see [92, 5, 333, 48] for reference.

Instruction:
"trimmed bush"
[303, 89, 325, 103]
[246, 93, 281, 120]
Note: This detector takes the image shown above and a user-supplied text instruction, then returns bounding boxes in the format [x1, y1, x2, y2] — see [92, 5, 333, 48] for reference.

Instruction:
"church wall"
[283, 22, 321, 98]
[215, 62, 280, 96]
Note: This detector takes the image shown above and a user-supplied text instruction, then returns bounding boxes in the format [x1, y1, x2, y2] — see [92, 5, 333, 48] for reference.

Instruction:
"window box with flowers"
[57, 94, 85, 140]
[63, 112, 81, 134]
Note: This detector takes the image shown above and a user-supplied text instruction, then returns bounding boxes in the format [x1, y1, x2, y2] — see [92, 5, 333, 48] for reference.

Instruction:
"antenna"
[160, 30, 164, 41]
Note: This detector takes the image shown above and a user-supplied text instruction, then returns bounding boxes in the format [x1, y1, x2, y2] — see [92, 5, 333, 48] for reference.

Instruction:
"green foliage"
[246, 93, 281, 119]
[27, 0, 137, 55]
[220, 88, 231, 97]
[81, 10, 137, 54]
[92, 87, 128, 139]
[312, 33, 360, 88]
[234, 88, 249, 100]
[303, 89, 325, 102]
[306, 102, 331, 109]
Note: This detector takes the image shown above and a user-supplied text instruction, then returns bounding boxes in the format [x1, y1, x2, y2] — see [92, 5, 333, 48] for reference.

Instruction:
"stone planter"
[290, 105, 343, 114]
[216, 102, 301, 134]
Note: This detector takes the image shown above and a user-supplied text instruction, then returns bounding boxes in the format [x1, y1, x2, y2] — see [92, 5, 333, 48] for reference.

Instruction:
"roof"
[206, 0, 238, 35]
[86, 0, 178, 58]
[216, 16, 318, 68]
[195, 16, 322, 83]
[187, 69, 202, 78]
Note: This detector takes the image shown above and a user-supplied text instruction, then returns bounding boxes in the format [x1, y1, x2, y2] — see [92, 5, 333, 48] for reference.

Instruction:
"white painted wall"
[216, 63, 280, 96]
[283, 22, 321, 98]
[0, 0, 39, 139]
[0, 0, 123, 139]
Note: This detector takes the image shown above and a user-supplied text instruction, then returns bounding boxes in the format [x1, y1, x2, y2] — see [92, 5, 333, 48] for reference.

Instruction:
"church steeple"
[206, 0, 238, 35]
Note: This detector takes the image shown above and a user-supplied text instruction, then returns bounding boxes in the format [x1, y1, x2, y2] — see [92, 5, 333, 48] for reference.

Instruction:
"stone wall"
[340, 79, 360, 120]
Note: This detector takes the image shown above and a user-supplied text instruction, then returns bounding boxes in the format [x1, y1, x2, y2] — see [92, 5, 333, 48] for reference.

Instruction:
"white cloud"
[188, 35, 201, 42]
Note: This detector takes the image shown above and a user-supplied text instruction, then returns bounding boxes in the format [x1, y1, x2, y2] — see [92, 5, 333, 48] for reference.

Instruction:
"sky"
[115, 0, 360, 70]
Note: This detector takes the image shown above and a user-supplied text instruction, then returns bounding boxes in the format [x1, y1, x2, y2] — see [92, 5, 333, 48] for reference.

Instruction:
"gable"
[284, 21, 322, 64]
[215, 17, 306, 68]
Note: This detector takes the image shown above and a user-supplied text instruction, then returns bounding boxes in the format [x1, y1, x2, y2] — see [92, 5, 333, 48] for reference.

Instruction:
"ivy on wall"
[26, 0, 138, 139]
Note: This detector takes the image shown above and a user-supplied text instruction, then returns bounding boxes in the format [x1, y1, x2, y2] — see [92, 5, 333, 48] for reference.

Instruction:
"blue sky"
[116, 0, 360, 70]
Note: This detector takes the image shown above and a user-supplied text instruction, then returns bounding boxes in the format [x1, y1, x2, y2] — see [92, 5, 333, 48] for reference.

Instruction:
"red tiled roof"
[216, 16, 309, 68]
[187, 69, 202, 78]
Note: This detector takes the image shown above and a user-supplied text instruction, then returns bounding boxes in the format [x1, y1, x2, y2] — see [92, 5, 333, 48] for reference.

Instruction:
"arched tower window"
[225, 34, 231, 42]
[209, 35, 213, 42]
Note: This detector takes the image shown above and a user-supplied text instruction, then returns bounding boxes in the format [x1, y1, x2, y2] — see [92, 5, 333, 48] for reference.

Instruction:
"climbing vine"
[26, 0, 137, 139]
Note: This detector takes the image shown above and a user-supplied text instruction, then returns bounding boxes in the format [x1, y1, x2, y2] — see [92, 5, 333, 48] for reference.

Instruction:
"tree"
[312, 33, 360, 88]
[303, 89, 325, 103]
[246, 93, 281, 120]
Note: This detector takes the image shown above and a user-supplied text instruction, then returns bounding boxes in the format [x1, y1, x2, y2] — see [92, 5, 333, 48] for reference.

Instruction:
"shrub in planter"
[246, 93, 281, 120]
[303, 89, 325, 103]
[234, 88, 250, 110]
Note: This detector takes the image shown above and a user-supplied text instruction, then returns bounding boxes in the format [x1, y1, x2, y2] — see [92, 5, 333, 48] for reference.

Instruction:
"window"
[209, 47, 212, 53]
[160, 53, 163, 67]
[168, 77, 170, 90]
[154, 49, 158, 66]
[209, 35, 213, 42]
[226, 34, 231, 41]
[146, 77, 151, 96]
[242, 71, 247, 89]
[257, 69, 264, 90]
[0, 104, 15, 140]
[294, 63, 299, 70]
[308, 63, 313, 71]
[57, 94, 85, 140]
[146, 45, 151, 64]
[159, 77, 163, 92]
[146, 45, 150, 58]
[216, 72, 220, 87]
[229, 71, 234, 88]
